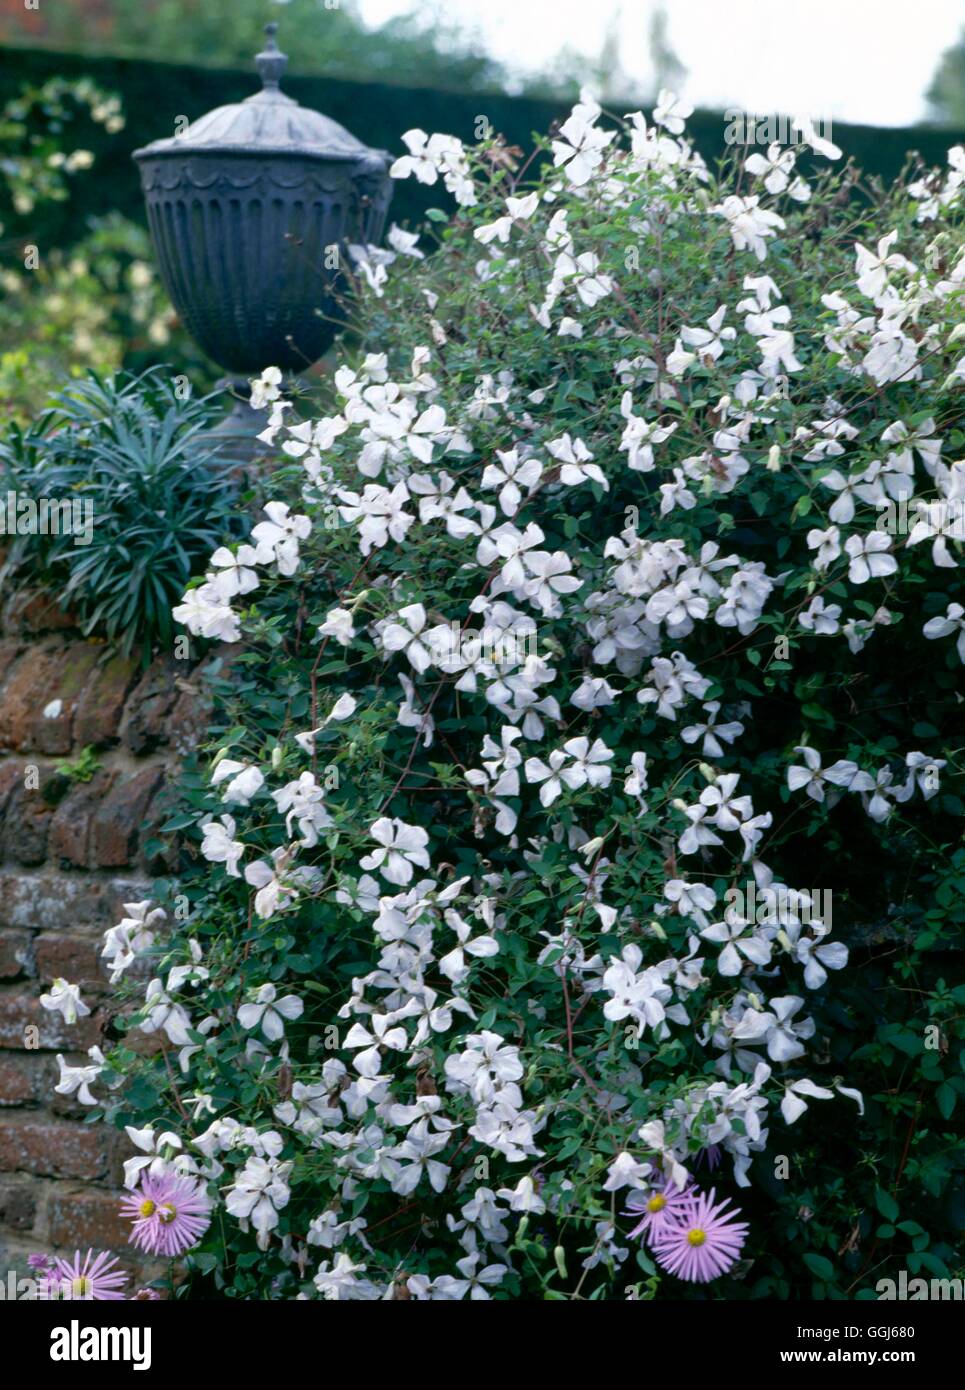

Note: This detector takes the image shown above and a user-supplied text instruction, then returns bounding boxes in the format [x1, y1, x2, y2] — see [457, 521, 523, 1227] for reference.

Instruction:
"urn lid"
[133, 23, 388, 166]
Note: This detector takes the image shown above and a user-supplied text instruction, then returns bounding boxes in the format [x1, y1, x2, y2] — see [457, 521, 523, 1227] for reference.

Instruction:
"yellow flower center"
[687, 1227, 707, 1247]
[72, 1276, 91, 1297]
[138, 1199, 156, 1218]
[647, 1194, 666, 1213]
[159, 1202, 177, 1225]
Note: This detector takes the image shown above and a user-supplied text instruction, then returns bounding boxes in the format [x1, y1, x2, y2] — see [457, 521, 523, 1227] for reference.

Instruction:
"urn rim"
[132, 22, 390, 170]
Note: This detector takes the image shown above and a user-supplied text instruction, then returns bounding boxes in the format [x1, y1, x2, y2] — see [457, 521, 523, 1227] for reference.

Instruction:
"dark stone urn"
[133, 23, 393, 381]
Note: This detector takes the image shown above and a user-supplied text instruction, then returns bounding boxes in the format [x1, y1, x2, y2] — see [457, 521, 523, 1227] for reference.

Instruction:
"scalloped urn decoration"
[133, 24, 393, 376]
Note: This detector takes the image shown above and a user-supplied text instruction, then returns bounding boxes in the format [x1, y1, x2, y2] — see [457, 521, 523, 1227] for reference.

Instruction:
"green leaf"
[936, 1082, 956, 1119]
[803, 1253, 835, 1281]
[875, 1187, 899, 1222]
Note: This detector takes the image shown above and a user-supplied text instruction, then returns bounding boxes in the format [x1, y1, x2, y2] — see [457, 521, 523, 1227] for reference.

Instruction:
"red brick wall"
[0, 585, 208, 1285]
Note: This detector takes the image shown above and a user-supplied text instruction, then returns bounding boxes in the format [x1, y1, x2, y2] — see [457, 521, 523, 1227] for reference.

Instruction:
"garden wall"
[0, 581, 208, 1282]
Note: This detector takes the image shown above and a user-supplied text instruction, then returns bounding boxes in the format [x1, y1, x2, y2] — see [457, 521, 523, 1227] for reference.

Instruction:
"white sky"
[357, 0, 964, 127]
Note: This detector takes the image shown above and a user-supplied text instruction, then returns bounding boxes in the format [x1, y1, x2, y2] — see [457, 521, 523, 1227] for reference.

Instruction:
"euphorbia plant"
[55, 91, 965, 1300]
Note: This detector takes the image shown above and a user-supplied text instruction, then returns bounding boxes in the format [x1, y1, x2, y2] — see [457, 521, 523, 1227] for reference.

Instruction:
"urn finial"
[255, 23, 288, 92]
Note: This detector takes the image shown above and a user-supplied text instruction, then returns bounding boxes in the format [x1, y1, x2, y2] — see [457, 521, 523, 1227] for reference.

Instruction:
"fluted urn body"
[133, 26, 392, 376]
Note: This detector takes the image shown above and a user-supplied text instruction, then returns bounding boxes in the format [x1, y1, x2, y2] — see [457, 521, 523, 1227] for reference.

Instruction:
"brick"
[0, 762, 21, 821]
[48, 769, 118, 868]
[2, 776, 60, 865]
[0, 996, 102, 1051]
[105, 1127, 140, 1188]
[72, 654, 139, 749]
[122, 653, 183, 755]
[0, 1056, 37, 1105]
[0, 1242, 47, 1283]
[0, 872, 147, 933]
[102, 879, 155, 924]
[29, 644, 104, 756]
[3, 589, 75, 636]
[166, 687, 209, 756]
[163, 647, 228, 757]
[91, 766, 164, 868]
[0, 643, 67, 751]
[0, 639, 25, 690]
[0, 1248, 41, 1284]
[34, 935, 104, 990]
[48, 1186, 133, 1249]
[0, 1119, 107, 1179]
[122, 1025, 166, 1059]
[0, 1179, 37, 1231]
[0, 930, 32, 980]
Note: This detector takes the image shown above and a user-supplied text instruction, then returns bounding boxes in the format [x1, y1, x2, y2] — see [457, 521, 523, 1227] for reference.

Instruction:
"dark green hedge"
[3, 42, 963, 252]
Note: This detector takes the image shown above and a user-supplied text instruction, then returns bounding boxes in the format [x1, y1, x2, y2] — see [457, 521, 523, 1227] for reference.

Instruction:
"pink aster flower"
[650, 1187, 748, 1283]
[41, 1248, 128, 1300]
[623, 1179, 694, 1241]
[27, 1251, 55, 1272]
[121, 1171, 212, 1256]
